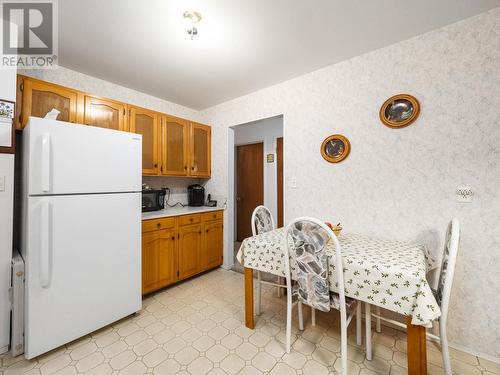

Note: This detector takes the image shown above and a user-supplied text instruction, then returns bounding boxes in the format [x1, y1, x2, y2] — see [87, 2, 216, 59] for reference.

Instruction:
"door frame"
[224, 115, 284, 270]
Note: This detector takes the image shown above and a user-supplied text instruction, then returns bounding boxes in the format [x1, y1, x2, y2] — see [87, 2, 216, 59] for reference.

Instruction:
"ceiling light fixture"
[183, 10, 202, 40]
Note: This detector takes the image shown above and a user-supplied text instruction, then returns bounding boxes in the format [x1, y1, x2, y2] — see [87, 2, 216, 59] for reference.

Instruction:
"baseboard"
[447, 341, 500, 365]
[374, 317, 500, 364]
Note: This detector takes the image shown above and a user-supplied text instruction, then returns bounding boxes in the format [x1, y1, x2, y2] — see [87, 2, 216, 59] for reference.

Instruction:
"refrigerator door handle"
[40, 200, 53, 288]
[41, 133, 51, 193]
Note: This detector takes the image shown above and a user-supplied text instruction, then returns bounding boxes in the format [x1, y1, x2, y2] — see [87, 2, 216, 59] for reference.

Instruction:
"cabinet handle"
[184, 166, 187, 170]
[191, 166, 194, 170]
[154, 163, 158, 168]
[206, 229, 208, 233]
[213, 214, 216, 218]
[171, 236, 175, 240]
[157, 223, 161, 227]
[198, 230, 202, 234]
[189, 218, 193, 222]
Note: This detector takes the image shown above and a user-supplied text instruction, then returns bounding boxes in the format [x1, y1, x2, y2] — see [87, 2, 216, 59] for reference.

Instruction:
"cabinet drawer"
[179, 214, 201, 226]
[202, 211, 223, 222]
[142, 217, 175, 233]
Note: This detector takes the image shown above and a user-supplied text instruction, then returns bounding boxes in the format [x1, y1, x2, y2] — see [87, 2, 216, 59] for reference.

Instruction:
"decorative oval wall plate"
[379, 94, 420, 128]
[321, 134, 351, 163]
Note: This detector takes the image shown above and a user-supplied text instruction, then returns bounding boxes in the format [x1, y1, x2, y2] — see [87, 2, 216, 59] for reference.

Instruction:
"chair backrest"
[283, 217, 347, 315]
[251, 205, 275, 236]
[435, 219, 460, 319]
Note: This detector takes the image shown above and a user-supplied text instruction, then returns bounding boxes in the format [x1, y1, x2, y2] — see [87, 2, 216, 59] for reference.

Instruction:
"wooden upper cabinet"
[20, 76, 78, 128]
[161, 115, 189, 176]
[84, 95, 127, 132]
[129, 106, 160, 175]
[189, 122, 211, 177]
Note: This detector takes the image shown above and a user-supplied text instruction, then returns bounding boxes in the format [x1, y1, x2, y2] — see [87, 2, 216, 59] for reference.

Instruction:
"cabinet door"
[129, 106, 160, 175]
[157, 228, 178, 288]
[203, 220, 223, 270]
[21, 77, 78, 128]
[142, 231, 159, 294]
[161, 115, 189, 176]
[178, 224, 202, 280]
[189, 122, 211, 177]
[84, 95, 127, 131]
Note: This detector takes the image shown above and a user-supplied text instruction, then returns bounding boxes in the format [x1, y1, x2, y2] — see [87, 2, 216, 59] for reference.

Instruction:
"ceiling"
[58, 0, 500, 110]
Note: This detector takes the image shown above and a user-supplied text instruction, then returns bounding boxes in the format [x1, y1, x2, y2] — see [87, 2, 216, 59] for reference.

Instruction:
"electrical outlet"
[456, 186, 473, 203]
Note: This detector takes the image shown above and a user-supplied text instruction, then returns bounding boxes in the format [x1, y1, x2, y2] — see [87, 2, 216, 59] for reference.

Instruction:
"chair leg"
[285, 284, 293, 353]
[365, 303, 372, 360]
[356, 303, 362, 346]
[256, 271, 261, 316]
[298, 301, 304, 330]
[439, 320, 452, 375]
[311, 307, 316, 326]
[340, 311, 348, 375]
[376, 306, 381, 333]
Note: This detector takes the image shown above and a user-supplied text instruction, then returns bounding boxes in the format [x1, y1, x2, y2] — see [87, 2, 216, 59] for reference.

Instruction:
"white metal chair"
[283, 217, 363, 375]
[251, 205, 286, 315]
[367, 219, 460, 375]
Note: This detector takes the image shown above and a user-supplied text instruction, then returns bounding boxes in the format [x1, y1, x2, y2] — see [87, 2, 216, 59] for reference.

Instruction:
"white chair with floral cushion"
[366, 218, 460, 375]
[283, 217, 362, 375]
[251, 205, 286, 315]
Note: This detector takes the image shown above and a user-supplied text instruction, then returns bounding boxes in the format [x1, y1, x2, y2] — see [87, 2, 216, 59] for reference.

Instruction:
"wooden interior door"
[178, 224, 202, 279]
[21, 78, 78, 128]
[142, 231, 159, 294]
[236, 142, 264, 241]
[162, 116, 189, 176]
[190, 122, 211, 177]
[276, 137, 284, 228]
[84, 95, 127, 131]
[157, 228, 178, 287]
[129, 107, 159, 175]
[204, 221, 223, 270]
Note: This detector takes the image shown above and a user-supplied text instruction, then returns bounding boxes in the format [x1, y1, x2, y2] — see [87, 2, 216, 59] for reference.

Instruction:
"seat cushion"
[330, 292, 357, 312]
[292, 284, 357, 312]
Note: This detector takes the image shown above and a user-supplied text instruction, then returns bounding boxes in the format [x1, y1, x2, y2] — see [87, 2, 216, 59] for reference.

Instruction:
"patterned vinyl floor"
[1, 269, 499, 375]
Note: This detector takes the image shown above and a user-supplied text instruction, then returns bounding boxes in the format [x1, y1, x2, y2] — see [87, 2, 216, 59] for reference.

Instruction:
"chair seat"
[292, 284, 357, 312]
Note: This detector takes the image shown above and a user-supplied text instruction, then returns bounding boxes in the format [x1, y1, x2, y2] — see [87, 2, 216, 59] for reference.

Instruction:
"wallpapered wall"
[200, 8, 500, 358]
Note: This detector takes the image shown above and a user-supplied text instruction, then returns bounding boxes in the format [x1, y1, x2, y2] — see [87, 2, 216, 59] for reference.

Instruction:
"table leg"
[406, 317, 427, 375]
[244, 267, 255, 329]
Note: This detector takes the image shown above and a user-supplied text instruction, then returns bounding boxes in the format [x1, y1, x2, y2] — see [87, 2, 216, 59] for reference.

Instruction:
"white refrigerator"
[21, 118, 142, 359]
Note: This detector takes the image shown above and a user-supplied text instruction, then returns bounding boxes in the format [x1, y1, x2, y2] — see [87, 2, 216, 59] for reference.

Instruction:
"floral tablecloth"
[237, 228, 440, 327]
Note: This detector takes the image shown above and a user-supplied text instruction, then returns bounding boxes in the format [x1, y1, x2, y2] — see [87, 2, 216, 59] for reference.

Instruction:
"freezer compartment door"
[25, 118, 142, 195]
[24, 193, 141, 359]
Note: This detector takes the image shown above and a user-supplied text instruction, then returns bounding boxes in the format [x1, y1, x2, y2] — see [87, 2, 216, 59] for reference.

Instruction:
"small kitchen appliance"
[142, 189, 166, 212]
[187, 184, 205, 206]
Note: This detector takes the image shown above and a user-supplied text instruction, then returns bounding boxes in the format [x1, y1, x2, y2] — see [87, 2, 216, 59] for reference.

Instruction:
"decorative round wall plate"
[321, 134, 351, 163]
[379, 94, 420, 128]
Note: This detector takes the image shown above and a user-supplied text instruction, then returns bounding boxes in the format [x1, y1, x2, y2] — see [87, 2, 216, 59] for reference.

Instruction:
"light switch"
[291, 178, 297, 189]
[0, 176, 5, 192]
[456, 186, 473, 203]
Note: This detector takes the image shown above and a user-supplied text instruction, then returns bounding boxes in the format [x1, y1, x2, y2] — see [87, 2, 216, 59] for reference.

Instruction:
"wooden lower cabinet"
[178, 224, 202, 280]
[142, 211, 223, 295]
[203, 220, 224, 270]
[142, 227, 178, 295]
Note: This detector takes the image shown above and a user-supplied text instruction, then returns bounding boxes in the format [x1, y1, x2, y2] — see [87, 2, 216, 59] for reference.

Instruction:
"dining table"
[237, 228, 441, 375]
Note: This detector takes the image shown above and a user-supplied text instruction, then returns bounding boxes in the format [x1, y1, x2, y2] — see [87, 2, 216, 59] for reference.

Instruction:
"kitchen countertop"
[142, 206, 224, 220]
